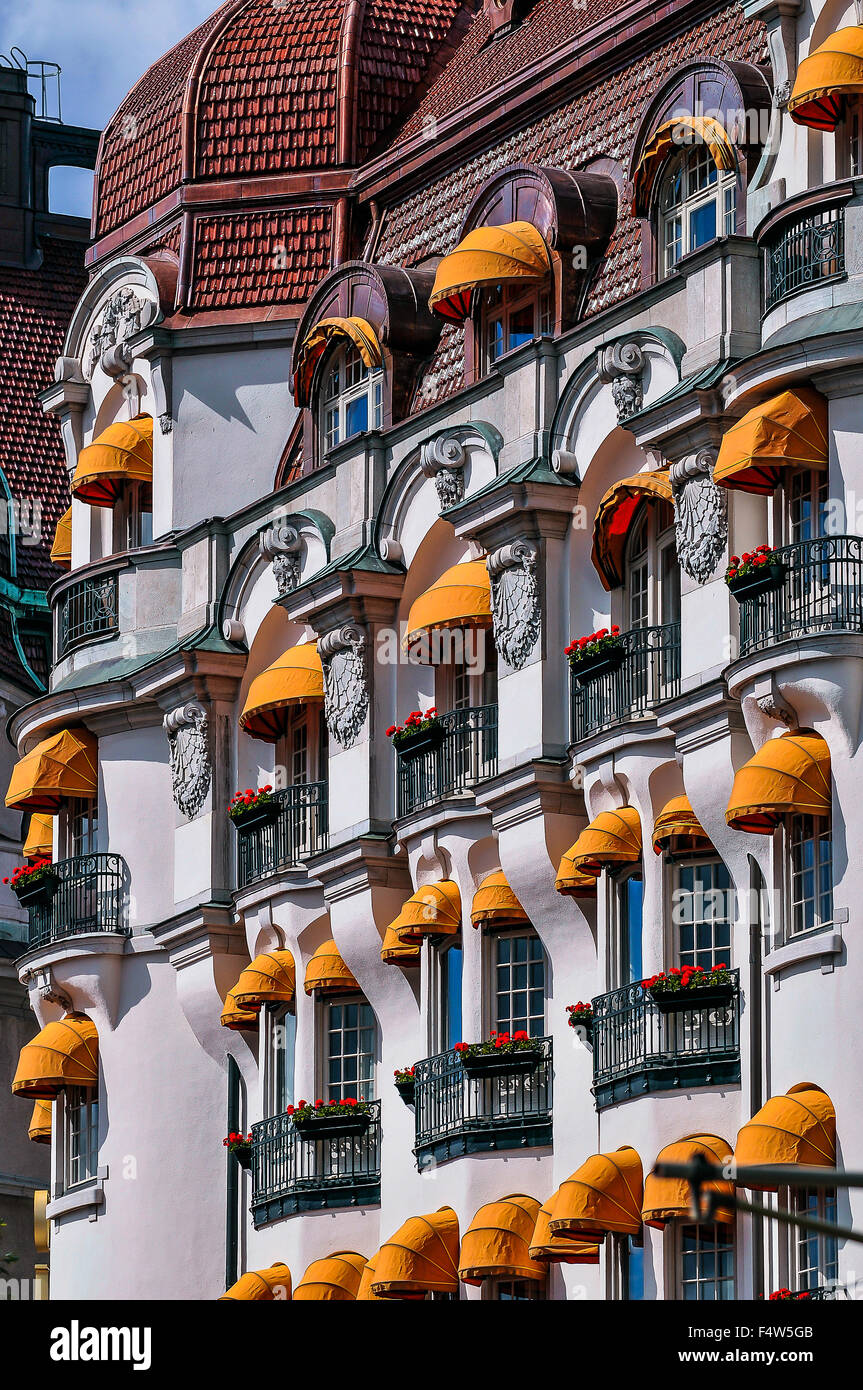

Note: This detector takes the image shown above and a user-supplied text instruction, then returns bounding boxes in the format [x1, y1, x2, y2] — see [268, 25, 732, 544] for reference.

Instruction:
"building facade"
[5, 0, 862, 1300]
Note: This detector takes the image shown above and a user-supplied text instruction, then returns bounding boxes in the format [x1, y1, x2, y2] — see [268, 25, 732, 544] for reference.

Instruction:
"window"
[64, 1087, 99, 1189]
[659, 142, 737, 276]
[267, 1005, 295, 1116]
[320, 343, 382, 454]
[610, 1235, 644, 1300]
[675, 860, 733, 970]
[484, 284, 551, 367]
[493, 932, 545, 1038]
[291, 719, 308, 786]
[68, 798, 98, 856]
[612, 871, 643, 988]
[791, 1188, 838, 1292]
[839, 97, 863, 178]
[787, 469, 828, 544]
[627, 512, 649, 631]
[326, 997, 375, 1101]
[432, 941, 463, 1053]
[623, 501, 678, 632]
[787, 814, 832, 936]
[485, 1279, 546, 1301]
[113, 481, 152, 553]
[678, 1222, 734, 1300]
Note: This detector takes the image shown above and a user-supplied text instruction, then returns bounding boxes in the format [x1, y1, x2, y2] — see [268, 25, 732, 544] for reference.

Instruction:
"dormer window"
[659, 142, 736, 276]
[484, 284, 552, 366]
[321, 343, 383, 454]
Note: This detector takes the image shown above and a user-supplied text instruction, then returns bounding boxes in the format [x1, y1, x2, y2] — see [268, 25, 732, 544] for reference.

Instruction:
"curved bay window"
[325, 996, 376, 1102]
[320, 342, 382, 455]
[490, 929, 546, 1038]
[483, 282, 552, 367]
[673, 860, 733, 971]
[659, 142, 736, 276]
[787, 813, 832, 938]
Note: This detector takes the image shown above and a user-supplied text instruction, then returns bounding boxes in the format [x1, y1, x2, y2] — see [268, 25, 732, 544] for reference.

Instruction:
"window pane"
[689, 200, 717, 249]
[345, 394, 369, 439]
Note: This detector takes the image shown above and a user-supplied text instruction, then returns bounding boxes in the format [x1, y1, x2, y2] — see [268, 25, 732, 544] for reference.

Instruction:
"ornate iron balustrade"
[250, 1101, 381, 1226]
[591, 974, 740, 1110]
[235, 782, 328, 889]
[737, 535, 863, 657]
[413, 1039, 552, 1168]
[396, 705, 498, 818]
[570, 623, 680, 742]
[27, 853, 127, 950]
[764, 203, 845, 312]
[57, 571, 119, 658]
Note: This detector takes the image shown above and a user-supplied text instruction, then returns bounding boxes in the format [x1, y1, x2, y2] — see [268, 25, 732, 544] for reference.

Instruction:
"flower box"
[728, 563, 785, 603]
[395, 1078, 416, 1105]
[650, 984, 735, 1015]
[11, 870, 58, 908]
[393, 724, 445, 762]
[233, 1145, 252, 1170]
[230, 800, 280, 832]
[294, 1112, 371, 1140]
[571, 644, 626, 685]
[460, 1049, 541, 1078]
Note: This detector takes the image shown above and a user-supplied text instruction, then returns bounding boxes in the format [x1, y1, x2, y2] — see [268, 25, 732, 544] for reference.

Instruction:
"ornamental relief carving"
[259, 523, 302, 597]
[85, 287, 156, 379]
[318, 625, 369, 749]
[164, 702, 211, 819]
[420, 433, 466, 511]
[487, 539, 541, 670]
[669, 451, 728, 585]
[598, 341, 646, 422]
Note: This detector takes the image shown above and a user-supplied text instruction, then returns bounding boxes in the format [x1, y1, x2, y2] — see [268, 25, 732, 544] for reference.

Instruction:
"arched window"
[658, 142, 736, 277]
[483, 282, 552, 367]
[320, 342, 382, 454]
[623, 500, 677, 631]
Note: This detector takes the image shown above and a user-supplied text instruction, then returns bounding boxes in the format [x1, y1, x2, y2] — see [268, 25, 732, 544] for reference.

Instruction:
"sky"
[1, 0, 219, 217]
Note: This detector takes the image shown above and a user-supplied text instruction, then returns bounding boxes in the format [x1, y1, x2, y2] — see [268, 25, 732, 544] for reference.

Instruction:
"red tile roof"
[190, 208, 332, 312]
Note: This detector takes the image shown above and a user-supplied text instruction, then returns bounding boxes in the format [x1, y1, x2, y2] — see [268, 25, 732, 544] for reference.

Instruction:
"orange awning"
[28, 1098, 52, 1145]
[642, 1134, 734, 1228]
[548, 1146, 643, 1241]
[555, 842, 600, 898]
[713, 388, 828, 495]
[735, 1084, 836, 1190]
[292, 1251, 367, 1300]
[633, 116, 737, 216]
[370, 1207, 460, 1299]
[529, 1200, 600, 1264]
[356, 1255, 388, 1301]
[652, 795, 713, 857]
[239, 642, 324, 743]
[726, 731, 831, 834]
[219, 1262, 291, 1300]
[303, 939, 359, 995]
[293, 317, 382, 407]
[470, 870, 529, 928]
[232, 949, 296, 1010]
[429, 221, 551, 322]
[219, 986, 259, 1032]
[394, 880, 461, 945]
[789, 27, 863, 131]
[6, 728, 97, 813]
[559, 807, 642, 876]
[405, 560, 492, 654]
[23, 813, 53, 861]
[50, 507, 72, 570]
[12, 1013, 98, 1099]
[458, 1194, 545, 1285]
[381, 920, 421, 967]
[71, 415, 153, 507]
[591, 469, 673, 590]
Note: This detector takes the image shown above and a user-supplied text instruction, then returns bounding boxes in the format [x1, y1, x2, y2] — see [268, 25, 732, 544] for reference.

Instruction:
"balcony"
[56, 570, 119, 658]
[26, 853, 127, 950]
[736, 536, 863, 659]
[570, 624, 680, 742]
[235, 783, 328, 889]
[763, 201, 845, 314]
[396, 705, 498, 819]
[250, 1101, 381, 1226]
[413, 1039, 552, 1169]
[591, 974, 740, 1110]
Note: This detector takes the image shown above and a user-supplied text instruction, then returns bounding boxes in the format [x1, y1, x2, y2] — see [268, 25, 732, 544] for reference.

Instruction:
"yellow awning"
[458, 1194, 545, 1285]
[735, 1084, 836, 1190]
[29, 1098, 52, 1145]
[560, 807, 642, 876]
[292, 1251, 367, 1300]
[303, 939, 359, 995]
[652, 795, 713, 857]
[71, 415, 153, 508]
[50, 507, 72, 570]
[12, 1013, 98, 1100]
[370, 1207, 460, 1299]
[404, 560, 492, 653]
[726, 731, 831, 834]
[633, 116, 737, 216]
[429, 221, 551, 322]
[239, 642, 324, 743]
[394, 880, 462, 945]
[23, 813, 53, 861]
[591, 468, 673, 590]
[713, 387, 828, 495]
[789, 26, 863, 131]
[294, 317, 382, 407]
[548, 1146, 643, 1241]
[555, 844, 600, 898]
[219, 986, 259, 1032]
[470, 870, 529, 928]
[642, 1134, 734, 1228]
[6, 728, 98, 813]
[356, 1255, 387, 1301]
[529, 1200, 600, 1264]
[232, 949, 296, 1010]
[219, 1262, 291, 1300]
[381, 921, 421, 967]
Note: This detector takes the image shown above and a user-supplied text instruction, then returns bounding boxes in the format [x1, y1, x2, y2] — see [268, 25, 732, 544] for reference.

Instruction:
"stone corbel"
[669, 450, 727, 584]
[598, 341, 646, 422]
[420, 433, 466, 511]
[318, 624, 369, 749]
[259, 522, 303, 596]
[164, 701, 211, 819]
[487, 539, 541, 670]
[551, 448, 580, 478]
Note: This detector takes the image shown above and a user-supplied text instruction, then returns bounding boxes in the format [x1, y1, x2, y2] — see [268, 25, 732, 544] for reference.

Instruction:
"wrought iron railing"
[737, 535, 863, 657]
[570, 623, 680, 742]
[764, 203, 845, 312]
[250, 1101, 381, 1225]
[413, 1039, 552, 1168]
[591, 973, 740, 1110]
[27, 853, 127, 949]
[57, 571, 119, 657]
[396, 705, 498, 818]
[235, 783, 328, 888]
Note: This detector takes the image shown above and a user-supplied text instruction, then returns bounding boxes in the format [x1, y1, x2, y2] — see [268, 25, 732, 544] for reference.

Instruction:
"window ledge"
[46, 1184, 104, 1220]
[764, 927, 843, 987]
